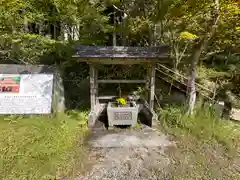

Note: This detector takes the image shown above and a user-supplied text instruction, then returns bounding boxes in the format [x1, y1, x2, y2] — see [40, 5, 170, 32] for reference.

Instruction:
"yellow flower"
[236, 26, 240, 31]
[116, 98, 127, 105]
[179, 31, 198, 41]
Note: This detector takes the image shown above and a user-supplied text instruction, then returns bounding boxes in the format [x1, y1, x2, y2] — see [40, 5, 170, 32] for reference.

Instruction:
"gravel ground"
[76, 127, 175, 180]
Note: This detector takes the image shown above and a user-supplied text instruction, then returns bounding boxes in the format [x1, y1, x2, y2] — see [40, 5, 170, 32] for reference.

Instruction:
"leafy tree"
[0, 0, 240, 111]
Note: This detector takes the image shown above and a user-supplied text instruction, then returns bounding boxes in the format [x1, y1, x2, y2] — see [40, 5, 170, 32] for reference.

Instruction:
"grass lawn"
[0, 111, 89, 180]
[1, 103, 239, 180]
[158, 104, 240, 179]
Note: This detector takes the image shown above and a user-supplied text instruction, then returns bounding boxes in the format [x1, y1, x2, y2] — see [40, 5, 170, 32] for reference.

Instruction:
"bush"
[0, 111, 88, 180]
[158, 103, 240, 150]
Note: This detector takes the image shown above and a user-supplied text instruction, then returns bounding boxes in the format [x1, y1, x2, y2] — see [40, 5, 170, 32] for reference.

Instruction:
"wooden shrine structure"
[73, 45, 169, 128]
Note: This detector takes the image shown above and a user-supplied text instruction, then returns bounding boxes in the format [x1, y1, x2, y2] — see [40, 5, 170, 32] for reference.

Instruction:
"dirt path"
[76, 126, 175, 180]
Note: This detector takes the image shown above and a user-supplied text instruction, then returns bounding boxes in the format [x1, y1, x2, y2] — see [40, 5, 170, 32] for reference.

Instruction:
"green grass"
[157, 103, 240, 179]
[0, 111, 89, 180]
[158, 103, 240, 150]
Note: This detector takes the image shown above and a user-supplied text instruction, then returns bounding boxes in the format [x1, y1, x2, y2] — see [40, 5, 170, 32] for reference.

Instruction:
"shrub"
[158, 103, 240, 150]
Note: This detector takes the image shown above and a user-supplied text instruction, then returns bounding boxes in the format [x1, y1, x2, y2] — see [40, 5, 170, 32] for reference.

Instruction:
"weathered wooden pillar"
[145, 64, 151, 101]
[95, 67, 99, 112]
[90, 64, 96, 111]
[149, 63, 156, 111]
[89, 63, 97, 127]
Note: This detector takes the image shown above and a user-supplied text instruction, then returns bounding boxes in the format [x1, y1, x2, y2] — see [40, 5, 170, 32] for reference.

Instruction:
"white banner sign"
[0, 74, 54, 114]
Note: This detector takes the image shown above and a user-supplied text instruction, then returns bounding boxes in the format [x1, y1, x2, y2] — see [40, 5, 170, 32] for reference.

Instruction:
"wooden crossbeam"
[97, 80, 146, 83]
[97, 96, 117, 100]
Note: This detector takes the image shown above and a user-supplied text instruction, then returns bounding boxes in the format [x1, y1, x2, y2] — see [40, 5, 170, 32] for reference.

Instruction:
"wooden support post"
[145, 64, 150, 101]
[89, 63, 97, 127]
[95, 67, 99, 112]
[149, 63, 156, 111]
[90, 64, 96, 111]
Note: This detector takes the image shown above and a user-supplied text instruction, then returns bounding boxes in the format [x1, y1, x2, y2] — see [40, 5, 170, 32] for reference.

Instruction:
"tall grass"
[158, 103, 240, 151]
[0, 111, 88, 180]
[157, 103, 240, 179]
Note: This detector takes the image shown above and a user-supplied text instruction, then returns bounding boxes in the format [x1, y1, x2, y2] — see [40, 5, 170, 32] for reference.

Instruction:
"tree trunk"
[23, 8, 28, 33]
[113, 8, 117, 46]
[61, 23, 68, 41]
[148, 25, 153, 46]
[187, 0, 220, 115]
[187, 41, 204, 115]
[121, 12, 127, 46]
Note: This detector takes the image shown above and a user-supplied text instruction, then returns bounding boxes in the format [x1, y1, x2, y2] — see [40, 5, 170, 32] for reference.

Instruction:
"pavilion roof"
[73, 45, 169, 60]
